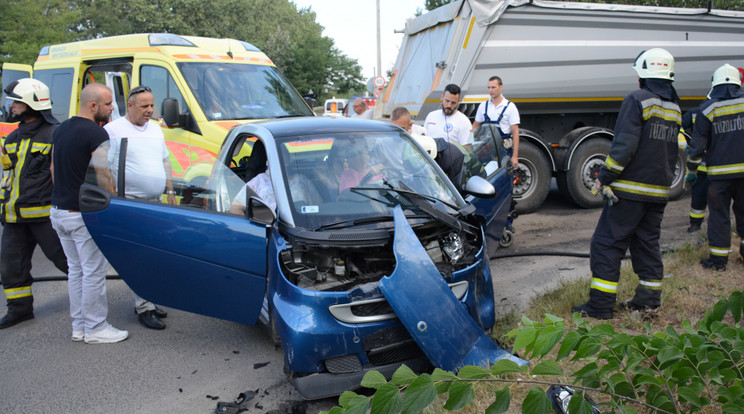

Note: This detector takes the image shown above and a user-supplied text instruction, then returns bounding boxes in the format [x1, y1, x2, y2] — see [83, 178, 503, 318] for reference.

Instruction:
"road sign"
[373, 76, 385, 88]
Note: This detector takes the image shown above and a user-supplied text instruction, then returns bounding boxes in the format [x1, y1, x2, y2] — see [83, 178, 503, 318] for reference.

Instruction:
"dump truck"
[380, 0, 744, 213]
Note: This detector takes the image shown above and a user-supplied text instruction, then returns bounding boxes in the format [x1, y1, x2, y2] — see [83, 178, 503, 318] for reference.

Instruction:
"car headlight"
[441, 232, 463, 263]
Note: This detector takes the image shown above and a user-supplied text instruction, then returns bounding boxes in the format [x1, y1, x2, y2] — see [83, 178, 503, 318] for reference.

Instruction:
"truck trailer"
[381, 0, 744, 213]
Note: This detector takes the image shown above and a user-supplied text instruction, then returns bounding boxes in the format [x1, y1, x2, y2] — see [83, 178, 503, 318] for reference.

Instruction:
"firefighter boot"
[572, 290, 615, 319]
[620, 285, 661, 312]
[701, 256, 727, 271]
[687, 220, 702, 233]
[0, 297, 34, 329]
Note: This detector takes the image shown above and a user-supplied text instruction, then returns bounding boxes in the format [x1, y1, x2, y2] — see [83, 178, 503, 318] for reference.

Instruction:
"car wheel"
[669, 148, 686, 200]
[560, 138, 610, 208]
[513, 141, 551, 214]
[499, 228, 514, 248]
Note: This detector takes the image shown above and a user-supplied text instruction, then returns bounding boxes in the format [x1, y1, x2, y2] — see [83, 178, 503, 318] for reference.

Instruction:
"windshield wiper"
[314, 215, 395, 231]
[350, 181, 478, 236]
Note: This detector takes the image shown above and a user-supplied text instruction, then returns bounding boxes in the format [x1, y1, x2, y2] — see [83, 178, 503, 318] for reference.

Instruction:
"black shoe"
[618, 300, 659, 312]
[133, 306, 167, 318]
[153, 307, 168, 319]
[137, 310, 166, 330]
[571, 302, 613, 319]
[0, 312, 34, 329]
[701, 257, 727, 271]
[687, 222, 702, 233]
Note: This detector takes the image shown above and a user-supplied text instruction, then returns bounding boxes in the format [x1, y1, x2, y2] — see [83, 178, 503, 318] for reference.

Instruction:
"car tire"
[558, 138, 610, 209]
[513, 141, 551, 214]
[669, 148, 686, 200]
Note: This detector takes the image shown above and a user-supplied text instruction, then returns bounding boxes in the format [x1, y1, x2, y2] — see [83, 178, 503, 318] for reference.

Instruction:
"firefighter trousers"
[589, 199, 666, 309]
[706, 178, 744, 263]
[1, 220, 69, 315]
[689, 171, 709, 225]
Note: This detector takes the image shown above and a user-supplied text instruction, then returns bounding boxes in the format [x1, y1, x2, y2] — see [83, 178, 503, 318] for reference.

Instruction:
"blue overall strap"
[484, 100, 512, 139]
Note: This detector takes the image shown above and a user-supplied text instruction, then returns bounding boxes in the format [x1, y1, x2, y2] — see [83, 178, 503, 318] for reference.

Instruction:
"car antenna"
[227, 40, 234, 59]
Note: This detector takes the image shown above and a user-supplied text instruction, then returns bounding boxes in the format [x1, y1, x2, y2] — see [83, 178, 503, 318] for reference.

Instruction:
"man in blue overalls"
[473, 76, 521, 233]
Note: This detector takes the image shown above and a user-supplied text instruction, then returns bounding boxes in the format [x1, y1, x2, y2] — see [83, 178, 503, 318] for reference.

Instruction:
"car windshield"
[178, 62, 314, 121]
[275, 131, 460, 230]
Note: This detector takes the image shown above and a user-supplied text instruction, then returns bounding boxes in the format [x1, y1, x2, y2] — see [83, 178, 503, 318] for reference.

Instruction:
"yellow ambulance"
[1, 33, 314, 185]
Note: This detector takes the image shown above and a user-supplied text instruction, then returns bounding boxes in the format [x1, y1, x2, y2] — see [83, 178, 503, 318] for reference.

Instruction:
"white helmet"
[633, 48, 675, 80]
[4, 78, 52, 111]
[711, 64, 742, 88]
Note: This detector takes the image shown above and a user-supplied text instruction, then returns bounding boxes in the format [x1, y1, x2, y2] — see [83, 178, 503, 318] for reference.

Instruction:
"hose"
[0, 275, 121, 285]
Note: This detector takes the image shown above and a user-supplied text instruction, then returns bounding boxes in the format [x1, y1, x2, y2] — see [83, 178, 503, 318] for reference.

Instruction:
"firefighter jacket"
[688, 86, 744, 180]
[598, 84, 681, 203]
[0, 118, 57, 223]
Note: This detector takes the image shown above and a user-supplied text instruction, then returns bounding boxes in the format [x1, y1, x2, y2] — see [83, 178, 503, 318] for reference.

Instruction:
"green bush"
[323, 290, 744, 414]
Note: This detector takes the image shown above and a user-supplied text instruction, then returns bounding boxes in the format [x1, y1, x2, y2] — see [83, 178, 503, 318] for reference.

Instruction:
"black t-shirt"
[51, 117, 110, 210]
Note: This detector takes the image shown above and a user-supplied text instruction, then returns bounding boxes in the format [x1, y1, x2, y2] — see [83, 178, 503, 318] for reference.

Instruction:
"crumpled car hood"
[378, 206, 527, 372]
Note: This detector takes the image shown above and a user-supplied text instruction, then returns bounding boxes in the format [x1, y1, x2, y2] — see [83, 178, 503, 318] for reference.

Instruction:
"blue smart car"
[80, 117, 518, 399]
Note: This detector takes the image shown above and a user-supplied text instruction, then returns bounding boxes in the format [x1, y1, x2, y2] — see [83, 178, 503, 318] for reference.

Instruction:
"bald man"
[50, 83, 129, 344]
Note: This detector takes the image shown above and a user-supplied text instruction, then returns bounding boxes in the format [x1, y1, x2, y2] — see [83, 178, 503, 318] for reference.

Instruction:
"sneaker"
[72, 329, 84, 342]
[84, 325, 129, 344]
[687, 222, 702, 233]
[701, 257, 726, 271]
[571, 302, 614, 319]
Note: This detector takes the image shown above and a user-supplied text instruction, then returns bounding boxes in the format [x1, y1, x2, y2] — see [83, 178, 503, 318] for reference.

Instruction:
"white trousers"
[50, 208, 110, 334]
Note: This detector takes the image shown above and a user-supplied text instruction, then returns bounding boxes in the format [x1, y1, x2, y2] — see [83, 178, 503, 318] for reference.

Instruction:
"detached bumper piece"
[379, 206, 527, 372]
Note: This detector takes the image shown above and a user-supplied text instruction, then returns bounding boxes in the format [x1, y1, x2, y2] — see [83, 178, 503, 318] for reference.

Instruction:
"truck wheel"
[562, 138, 610, 208]
[513, 141, 550, 214]
[669, 148, 686, 200]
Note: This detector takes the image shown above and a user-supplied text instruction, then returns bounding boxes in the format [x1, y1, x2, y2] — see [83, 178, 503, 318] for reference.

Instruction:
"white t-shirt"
[104, 118, 170, 199]
[424, 109, 472, 145]
[350, 109, 373, 119]
[474, 97, 520, 136]
[234, 172, 276, 211]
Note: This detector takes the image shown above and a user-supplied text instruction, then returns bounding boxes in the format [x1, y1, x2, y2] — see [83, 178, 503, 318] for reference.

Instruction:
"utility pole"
[376, 0, 382, 77]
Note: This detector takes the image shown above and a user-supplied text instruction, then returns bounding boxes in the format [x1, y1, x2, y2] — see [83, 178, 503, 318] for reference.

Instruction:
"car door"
[464, 124, 514, 256]
[79, 139, 269, 325]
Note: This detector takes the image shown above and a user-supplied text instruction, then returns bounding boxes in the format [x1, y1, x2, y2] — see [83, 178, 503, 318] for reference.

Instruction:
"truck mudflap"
[379, 206, 527, 373]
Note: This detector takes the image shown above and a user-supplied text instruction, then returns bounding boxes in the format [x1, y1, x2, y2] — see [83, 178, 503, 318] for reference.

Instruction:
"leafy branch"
[322, 290, 744, 414]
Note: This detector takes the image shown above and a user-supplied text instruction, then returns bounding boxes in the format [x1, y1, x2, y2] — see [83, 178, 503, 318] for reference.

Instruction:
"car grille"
[325, 355, 363, 374]
[364, 326, 424, 366]
[367, 341, 422, 366]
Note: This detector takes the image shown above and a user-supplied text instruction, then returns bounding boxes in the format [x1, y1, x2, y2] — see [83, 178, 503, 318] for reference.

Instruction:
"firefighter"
[682, 107, 708, 233]
[572, 48, 681, 319]
[0, 78, 68, 329]
[687, 64, 744, 271]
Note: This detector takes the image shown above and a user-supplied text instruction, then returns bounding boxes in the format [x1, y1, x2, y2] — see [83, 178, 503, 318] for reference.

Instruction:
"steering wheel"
[359, 168, 384, 186]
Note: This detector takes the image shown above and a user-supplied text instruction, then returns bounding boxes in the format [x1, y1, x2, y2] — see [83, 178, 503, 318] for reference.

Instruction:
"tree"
[425, 0, 456, 11]
[0, 0, 80, 65]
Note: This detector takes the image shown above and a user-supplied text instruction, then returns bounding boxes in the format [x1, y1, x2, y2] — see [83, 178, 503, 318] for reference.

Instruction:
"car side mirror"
[463, 175, 496, 198]
[247, 196, 276, 225]
[162, 98, 180, 127]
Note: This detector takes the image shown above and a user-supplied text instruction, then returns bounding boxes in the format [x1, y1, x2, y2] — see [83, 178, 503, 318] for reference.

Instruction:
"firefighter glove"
[1, 153, 11, 170]
[685, 172, 697, 186]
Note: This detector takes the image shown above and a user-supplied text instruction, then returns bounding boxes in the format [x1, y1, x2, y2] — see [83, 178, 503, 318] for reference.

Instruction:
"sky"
[291, 0, 426, 83]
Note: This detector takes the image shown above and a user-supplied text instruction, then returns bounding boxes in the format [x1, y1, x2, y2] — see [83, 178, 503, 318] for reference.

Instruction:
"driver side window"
[140, 65, 188, 119]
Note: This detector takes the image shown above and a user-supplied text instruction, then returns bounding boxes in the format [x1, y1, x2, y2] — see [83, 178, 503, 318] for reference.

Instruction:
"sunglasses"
[128, 85, 152, 99]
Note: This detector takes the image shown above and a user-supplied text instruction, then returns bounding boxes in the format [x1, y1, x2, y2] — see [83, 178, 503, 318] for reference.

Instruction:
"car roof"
[251, 116, 400, 139]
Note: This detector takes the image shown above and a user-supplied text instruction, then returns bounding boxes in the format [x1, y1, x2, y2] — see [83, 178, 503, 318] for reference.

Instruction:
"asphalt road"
[0, 188, 695, 413]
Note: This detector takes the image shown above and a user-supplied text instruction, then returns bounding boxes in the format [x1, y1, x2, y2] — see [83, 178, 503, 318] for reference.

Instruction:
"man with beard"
[50, 83, 129, 344]
[0, 78, 69, 329]
[424, 84, 472, 146]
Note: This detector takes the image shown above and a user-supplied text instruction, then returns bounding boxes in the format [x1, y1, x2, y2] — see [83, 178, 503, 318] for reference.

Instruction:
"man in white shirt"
[349, 98, 373, 119]
[424, 84, 472, 146]
[472, 76, 521, 167]
[104, 85, 174, 331]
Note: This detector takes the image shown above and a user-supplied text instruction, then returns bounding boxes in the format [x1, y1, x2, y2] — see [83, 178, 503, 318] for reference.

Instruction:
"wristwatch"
[166, 190, 176, 195]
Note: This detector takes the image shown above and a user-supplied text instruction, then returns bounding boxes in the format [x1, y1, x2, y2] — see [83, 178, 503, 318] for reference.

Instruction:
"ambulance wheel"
[500, 229, 514, 248]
